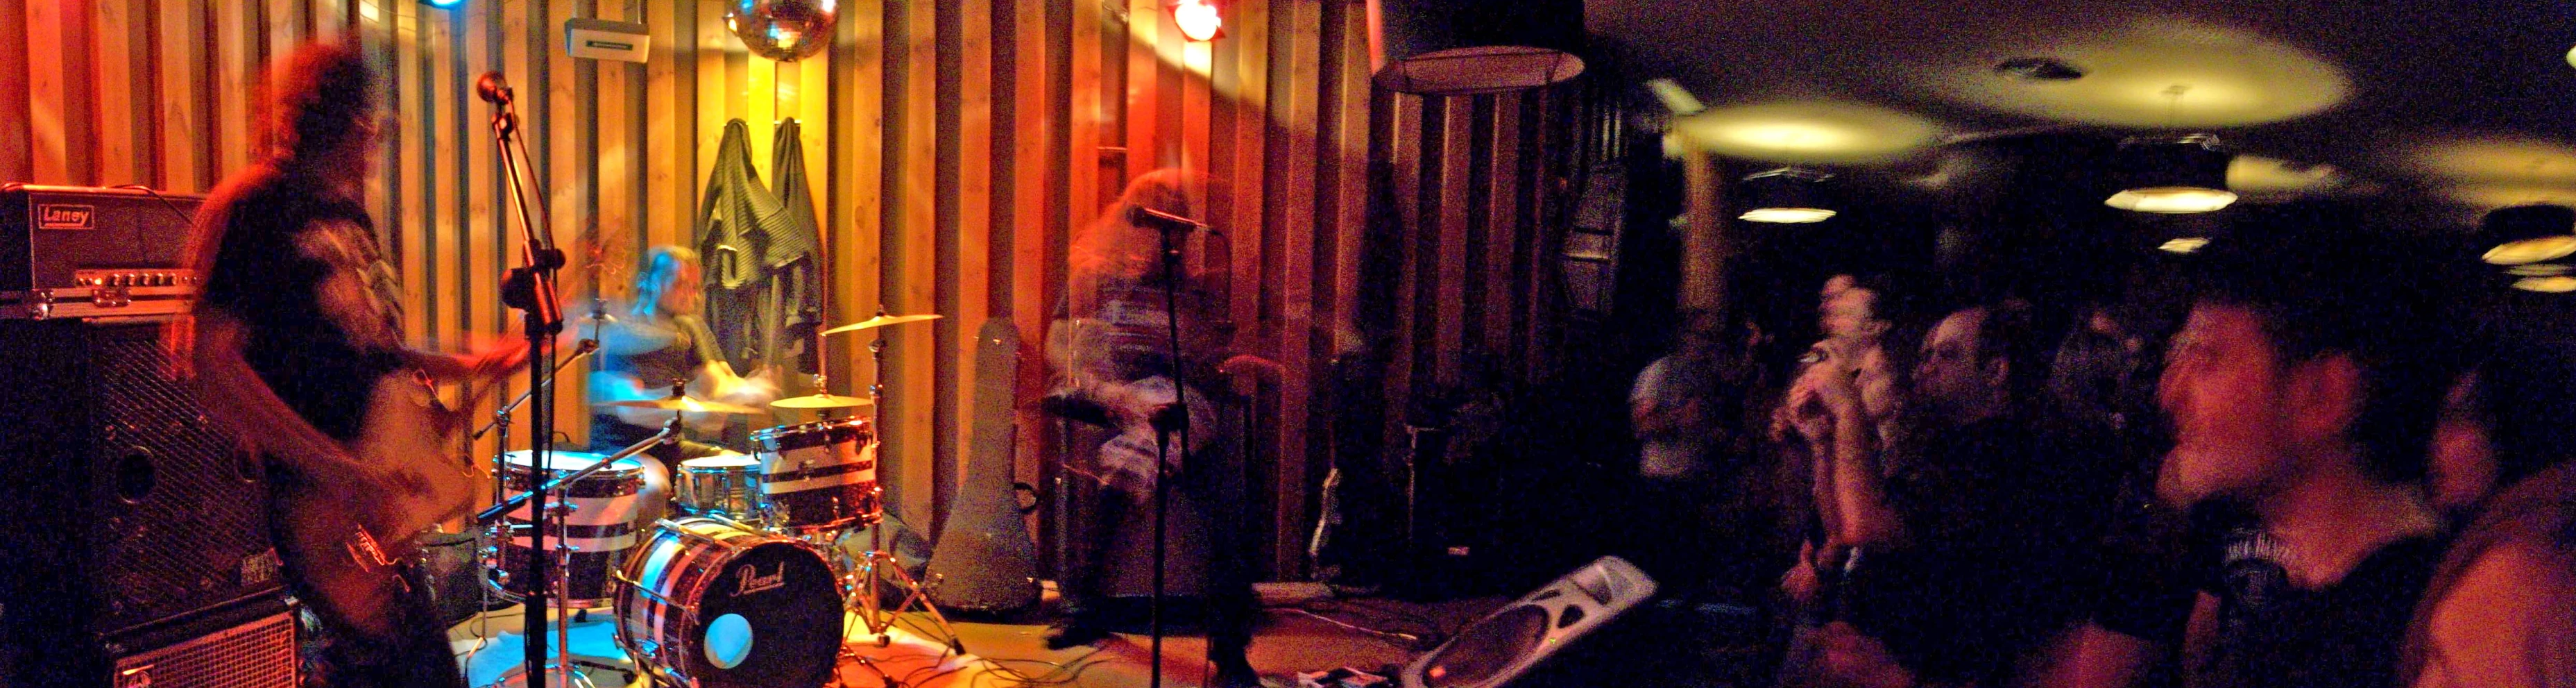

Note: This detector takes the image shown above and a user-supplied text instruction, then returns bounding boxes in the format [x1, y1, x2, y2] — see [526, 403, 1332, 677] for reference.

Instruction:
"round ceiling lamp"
[2106, 134, 2237, 214]
[2480, 203, 2576, 265]
[1738, 169, 1836, 224]
[2514, 276, 2576, 293]
[1371, 0, 1585, 95]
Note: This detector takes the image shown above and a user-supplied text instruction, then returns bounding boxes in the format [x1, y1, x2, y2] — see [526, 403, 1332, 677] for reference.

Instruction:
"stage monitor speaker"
[1399, 556, 1658, 688]
[0, 318, 285, 685]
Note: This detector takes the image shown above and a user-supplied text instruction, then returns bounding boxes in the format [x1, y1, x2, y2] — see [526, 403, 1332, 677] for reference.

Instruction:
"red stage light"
[1172, 0, 1222, 42]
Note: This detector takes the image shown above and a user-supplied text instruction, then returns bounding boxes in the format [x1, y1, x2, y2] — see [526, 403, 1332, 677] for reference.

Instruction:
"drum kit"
[452, 311, 950, 688]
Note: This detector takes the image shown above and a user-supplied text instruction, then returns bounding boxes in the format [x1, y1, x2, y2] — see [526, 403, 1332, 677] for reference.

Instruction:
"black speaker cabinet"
[0, 317, 286, 685]
[1401, 556, 1658, 688]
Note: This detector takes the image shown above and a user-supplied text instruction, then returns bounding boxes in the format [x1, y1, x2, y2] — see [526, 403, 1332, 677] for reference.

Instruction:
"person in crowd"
[1630, 308, 1759, 596]
[1807, 299, 2122, 687]
[1773, 274, 1909, 686]
[2150, 207, 2462, 688]
[2402, 314, 2576, 688]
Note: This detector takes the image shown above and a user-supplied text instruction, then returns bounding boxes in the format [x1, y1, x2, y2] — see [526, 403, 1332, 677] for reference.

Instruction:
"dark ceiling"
[1588, 0, 2576, 228]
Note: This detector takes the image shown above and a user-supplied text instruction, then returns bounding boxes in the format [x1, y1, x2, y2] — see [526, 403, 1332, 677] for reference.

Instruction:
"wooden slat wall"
[0, 0, 1593, 580]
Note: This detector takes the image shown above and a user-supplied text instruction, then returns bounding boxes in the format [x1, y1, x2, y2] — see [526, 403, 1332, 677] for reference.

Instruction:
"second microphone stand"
[486, 76, 570, 688]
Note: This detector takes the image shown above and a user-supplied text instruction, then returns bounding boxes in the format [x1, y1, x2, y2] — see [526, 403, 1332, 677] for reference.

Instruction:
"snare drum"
[615, 518, 843, 688]
[675, 453, 765, 522]
[494, 450, 645, 608]
[750, 419, 881, 532]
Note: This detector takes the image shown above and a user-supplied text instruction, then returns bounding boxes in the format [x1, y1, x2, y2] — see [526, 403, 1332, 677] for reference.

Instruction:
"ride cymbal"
[770, 394, 876, 410]
[595, 396, 768, 414]
[820, 312, 944, 335]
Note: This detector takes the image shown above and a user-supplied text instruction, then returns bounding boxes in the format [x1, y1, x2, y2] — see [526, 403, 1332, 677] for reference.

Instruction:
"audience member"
[1811, 300, 2122, 687]
[2152, 207, 2464, 688]
[2402, 311, 2576, 688]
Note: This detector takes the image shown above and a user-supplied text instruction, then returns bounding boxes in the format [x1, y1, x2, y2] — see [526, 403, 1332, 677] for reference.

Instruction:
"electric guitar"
[266, 371, 480, 641]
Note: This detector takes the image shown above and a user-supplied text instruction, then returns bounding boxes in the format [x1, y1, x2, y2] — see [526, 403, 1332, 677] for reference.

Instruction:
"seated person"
[587, 246, 776, 519]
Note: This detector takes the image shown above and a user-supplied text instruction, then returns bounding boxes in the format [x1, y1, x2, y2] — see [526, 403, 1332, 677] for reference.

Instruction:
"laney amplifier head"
[0, 184, 205, 319]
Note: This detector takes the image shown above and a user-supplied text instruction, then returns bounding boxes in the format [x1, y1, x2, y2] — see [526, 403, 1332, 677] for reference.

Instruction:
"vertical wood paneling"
[89, 0, 143, 186]
[885, 0, 941, 524]
[0, 0, 30, 183]
[827, 1, 885, 403]
[28, 0, 93, 185]
[152, 1, 205, 192]
[1, 0, 1595, 582]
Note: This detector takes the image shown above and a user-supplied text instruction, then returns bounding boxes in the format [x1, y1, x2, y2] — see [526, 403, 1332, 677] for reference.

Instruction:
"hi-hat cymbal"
[821, 312, 944, 335]
[770, 394, 876, 410]
[595, 396, 767, 415]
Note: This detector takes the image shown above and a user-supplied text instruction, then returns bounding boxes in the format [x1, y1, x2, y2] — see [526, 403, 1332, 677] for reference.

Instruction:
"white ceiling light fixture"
[2480, 203, 2576, 266]
[2513, 276, 2576, 293]
[2107, 133, 2238, 213]
[1738, 168, 1836, 224]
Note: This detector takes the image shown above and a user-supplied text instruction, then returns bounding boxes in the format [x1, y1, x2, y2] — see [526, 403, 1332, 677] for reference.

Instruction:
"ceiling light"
[2508, 263, 2572, 277]
[2106, 135, 2237, 213]
[2566, 44, 2575, 70]
[2513, 276, 2576, 293]
[1995, 56, 2085, 81]
[2158, 237, 2210, 253]
[2480, 204, 2576, 265]
[1371, 0, 1585, 94]
[1171, 0, 1222, 42]
[1739, 168, 1835, 224]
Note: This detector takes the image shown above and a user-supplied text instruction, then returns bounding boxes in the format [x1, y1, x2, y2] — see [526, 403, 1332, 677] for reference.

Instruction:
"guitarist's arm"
[185, 310, 387, 480]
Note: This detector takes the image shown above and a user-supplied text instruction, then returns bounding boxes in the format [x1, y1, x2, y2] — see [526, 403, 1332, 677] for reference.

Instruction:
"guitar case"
[924, 319, 1046, 614]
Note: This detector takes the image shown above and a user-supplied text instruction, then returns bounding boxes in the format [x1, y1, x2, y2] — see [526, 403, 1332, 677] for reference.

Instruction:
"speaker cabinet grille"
[110, 608, 298, 688]
[85, 325, 281, 631]
[0, 319, 282, 641]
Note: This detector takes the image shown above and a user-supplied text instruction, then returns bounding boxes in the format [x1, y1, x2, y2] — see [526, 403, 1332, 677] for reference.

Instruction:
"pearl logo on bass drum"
[735, 562, 787, 596]
[37, 203, 96, 229]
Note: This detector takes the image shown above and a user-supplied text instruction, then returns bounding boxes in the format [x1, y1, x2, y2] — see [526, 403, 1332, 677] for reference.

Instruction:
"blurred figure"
[588, 246, 778, 524]
[2403, 324, 2576, 688]
[587, 245, 778, 455]
[1629, 309, 1758, 596]
[2153, 208, 2462, 688]
[1812, 300, 2121, 688]
[1041, 169, 1257, 688]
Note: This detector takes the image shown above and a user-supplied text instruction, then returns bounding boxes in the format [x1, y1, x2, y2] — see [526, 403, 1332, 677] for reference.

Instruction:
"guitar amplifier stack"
[0, 184, 298, 687]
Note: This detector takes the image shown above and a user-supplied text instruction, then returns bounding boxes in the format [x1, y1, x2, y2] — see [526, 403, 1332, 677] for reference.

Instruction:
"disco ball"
[726, 0, 837, 62]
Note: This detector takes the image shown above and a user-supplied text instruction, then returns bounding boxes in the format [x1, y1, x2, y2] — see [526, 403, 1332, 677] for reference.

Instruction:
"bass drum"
[616, 518, 844, 688]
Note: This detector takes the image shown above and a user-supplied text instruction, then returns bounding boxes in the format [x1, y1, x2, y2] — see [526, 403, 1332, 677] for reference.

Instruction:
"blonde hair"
[632, 245, 699, 318]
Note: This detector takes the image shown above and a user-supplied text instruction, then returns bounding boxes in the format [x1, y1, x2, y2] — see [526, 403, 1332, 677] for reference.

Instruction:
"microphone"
[475, 71, 513, 106]
[1126, 205, 1210, 235]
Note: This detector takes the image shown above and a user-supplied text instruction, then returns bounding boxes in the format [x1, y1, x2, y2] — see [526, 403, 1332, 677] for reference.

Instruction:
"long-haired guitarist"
[172, 42, 517, 687]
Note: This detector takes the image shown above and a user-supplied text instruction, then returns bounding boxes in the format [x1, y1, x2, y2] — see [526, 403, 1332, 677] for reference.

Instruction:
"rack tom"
[493, 450, 645, 609]
[749, 419, 880, 532]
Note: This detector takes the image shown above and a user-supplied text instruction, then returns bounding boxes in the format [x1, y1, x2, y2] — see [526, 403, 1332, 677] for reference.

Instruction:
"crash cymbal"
[820, 312, 944, 335]
[770, 394, 876, 410]
[595, 396, 767, 415]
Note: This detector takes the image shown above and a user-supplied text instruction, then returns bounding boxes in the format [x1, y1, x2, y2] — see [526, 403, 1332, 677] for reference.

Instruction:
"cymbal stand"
[833, 326, 964, 652]
[477, 412, 679, 688]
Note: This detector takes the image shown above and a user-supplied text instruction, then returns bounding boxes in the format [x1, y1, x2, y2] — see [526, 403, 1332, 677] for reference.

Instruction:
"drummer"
[588, 246, 778, 517]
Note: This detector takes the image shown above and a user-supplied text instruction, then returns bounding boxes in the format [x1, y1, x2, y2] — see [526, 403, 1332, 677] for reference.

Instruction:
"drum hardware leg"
[608, 570, 699, 615]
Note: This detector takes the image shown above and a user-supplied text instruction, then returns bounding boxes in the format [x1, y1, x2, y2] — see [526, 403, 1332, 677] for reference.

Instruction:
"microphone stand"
[487, 81, 567, 688]
[1148, 214, 1195, 688]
